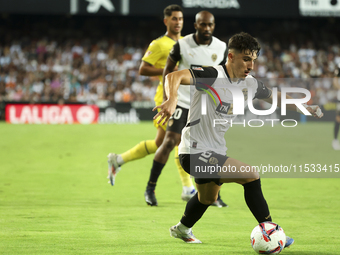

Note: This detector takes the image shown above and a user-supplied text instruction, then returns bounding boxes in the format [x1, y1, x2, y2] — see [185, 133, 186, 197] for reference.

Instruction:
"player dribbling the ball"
[153, 32, 323, 247]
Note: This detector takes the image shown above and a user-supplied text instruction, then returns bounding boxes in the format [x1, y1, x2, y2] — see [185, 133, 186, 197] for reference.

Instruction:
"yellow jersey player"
[107, 5, 196, 200]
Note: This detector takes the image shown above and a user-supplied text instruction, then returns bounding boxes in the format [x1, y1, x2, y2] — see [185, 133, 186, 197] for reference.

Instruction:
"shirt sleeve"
[168, 42, 181, 63]
[188, 66, 218, 90]
[218, 46, 228, 65]
[254, 80, 272, 99]
[142, 40, 162, 66]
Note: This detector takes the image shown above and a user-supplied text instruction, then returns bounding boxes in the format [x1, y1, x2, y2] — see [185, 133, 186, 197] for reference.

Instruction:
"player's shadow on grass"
[285, 252, 335, 255]
[210, 244, 337, 255]
[227, 251, 335, 255]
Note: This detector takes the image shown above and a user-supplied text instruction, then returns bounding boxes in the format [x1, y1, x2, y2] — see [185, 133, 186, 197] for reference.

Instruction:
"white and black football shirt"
[169, 34, 227, 109]
[178, 65, 271, 155]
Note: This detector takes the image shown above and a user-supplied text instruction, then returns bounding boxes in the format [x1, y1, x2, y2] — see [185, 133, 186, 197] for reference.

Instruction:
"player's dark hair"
[228, 32, 261, 56]
[164, 4, 183, 18]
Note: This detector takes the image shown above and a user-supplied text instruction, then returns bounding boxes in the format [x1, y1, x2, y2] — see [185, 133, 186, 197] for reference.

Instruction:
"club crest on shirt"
[145, 51, 152, 57]
[211, 53, 217, 62]
[209, 157, 218, 165]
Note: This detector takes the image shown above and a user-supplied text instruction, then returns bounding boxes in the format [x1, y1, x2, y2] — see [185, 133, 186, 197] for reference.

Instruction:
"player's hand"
[153, 99, 176, 125]
[306, 105, 323, 119]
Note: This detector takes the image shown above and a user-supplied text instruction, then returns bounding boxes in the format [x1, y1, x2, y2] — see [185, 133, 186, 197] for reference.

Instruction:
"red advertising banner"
[5, 104, 99, 124]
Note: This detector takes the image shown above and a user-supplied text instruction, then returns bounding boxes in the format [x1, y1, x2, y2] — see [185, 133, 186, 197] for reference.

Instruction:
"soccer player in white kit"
[144, 11, 228, 207]
[154, 32, 323, 246]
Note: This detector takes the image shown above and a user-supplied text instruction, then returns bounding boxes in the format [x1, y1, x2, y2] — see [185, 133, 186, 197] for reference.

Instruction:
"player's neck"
[226, 64, 239, 81]
[166, 31, 181, 41]
[194, 34, 211, 45]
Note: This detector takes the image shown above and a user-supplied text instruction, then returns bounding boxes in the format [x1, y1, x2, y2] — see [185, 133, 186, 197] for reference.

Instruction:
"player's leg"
[218, 157, 272, 223]
[167, 106, 195, 199]
[171, 152, 230, 242]
[170, 153, 269, 243]
[332, 111, 340, 150]
[170, 153, 219, 243]
[181, 151, 271, 223]
[170, 181, 220, 243]
[212, 191, 228, 207]
[174, 146, 196, 200]
[220, 158, 294, 248]
[145, 106, 195, 205]
[145, 130, 183, 205]
[112, 126, 164, 167]
[108, 119, 165, 186]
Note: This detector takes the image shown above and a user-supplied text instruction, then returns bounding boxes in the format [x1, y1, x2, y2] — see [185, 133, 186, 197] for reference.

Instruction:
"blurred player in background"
[144, 11, 228, 207]
[154, 32, 323, 245]
[332, 66, 340, 150]
[107, 5, 196, 197]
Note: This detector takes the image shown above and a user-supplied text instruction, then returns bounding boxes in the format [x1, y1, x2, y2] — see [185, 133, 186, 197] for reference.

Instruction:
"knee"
[242, 177, 259, 185]
[238, 172, 260, 185]
[198, 195, 218, 205]
[162, 136, 178, 152]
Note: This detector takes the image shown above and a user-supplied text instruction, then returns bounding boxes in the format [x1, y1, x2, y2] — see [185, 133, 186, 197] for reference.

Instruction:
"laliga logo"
[77, 106, 96, 124]
[200, 86, 312, 116]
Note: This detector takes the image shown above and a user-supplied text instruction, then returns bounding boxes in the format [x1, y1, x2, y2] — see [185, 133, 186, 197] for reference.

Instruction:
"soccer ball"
[250, 222, 286, 254]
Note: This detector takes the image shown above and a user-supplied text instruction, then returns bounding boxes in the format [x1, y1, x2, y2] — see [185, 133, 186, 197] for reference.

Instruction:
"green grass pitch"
[0, 122, 339, 254]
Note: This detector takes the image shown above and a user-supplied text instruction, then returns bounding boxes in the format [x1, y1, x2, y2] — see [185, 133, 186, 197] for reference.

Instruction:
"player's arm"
[162, 42, 181, 101]
[153, 69, 192, 125]
[261, 89, 323, 119]
[162, 58, 178, 101]
[139, 61, 163, 76]
[139, 41, 164, 76]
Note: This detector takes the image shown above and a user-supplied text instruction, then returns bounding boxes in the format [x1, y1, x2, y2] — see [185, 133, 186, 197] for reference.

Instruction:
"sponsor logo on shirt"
[192, 66, 204, 71]
[216, 102, 231, 114]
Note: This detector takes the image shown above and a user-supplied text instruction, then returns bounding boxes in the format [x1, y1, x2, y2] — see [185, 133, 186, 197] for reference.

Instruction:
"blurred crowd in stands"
[0, 15, 340, 105]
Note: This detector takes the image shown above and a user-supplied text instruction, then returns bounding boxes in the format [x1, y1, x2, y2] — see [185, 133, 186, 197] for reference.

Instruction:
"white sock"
[117, 155, 124, 166]
[183, 185, 196, 194]
[177, 222, 190, 234]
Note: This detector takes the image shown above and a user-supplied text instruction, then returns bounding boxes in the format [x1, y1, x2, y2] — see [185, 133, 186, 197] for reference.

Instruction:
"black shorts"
[166, 105, 189, 134]
[179, 152, 229, 186]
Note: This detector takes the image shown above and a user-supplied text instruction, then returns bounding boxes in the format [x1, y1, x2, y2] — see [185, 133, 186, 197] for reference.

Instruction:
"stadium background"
[1, 0, 340, 123]
[1, 1, 340, 254]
